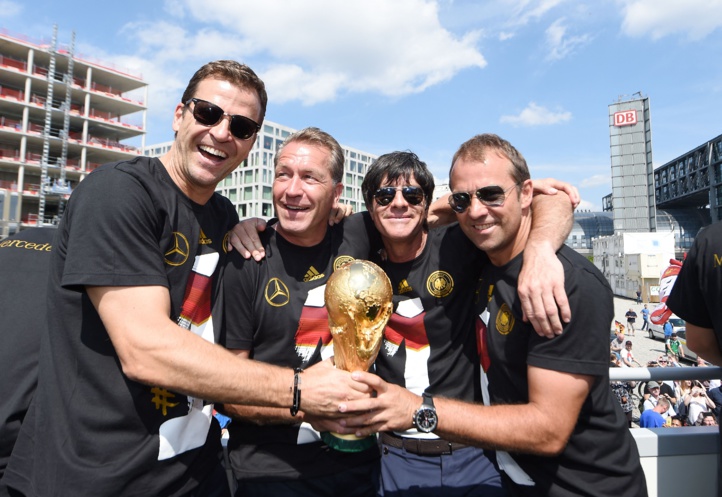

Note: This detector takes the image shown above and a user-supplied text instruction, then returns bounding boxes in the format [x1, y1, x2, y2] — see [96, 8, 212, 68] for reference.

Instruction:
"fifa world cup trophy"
[321, 260, 393, 452]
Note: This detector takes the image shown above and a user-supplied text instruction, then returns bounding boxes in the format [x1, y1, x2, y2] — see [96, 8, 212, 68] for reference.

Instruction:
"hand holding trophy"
[322, 260, 393, 452]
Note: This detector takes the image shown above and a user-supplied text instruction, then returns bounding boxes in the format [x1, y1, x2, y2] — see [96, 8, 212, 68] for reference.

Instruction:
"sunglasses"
[373, 186, 425, 206]
[184, 98, 260, 140]
[448, 183, 519, 213]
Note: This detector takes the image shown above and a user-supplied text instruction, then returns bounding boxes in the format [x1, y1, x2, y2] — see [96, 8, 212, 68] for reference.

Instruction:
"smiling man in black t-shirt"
[222, 128, 382, 497]
[4, 62, 372, 497]
[341, 134, 648, 497]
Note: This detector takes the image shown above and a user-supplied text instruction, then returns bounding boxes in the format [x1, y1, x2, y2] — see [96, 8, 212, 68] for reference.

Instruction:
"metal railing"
[610, 365, 720, 497]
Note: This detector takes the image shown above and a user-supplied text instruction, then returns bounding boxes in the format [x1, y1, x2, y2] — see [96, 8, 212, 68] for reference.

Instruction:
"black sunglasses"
[448, 183, 519, 213]
[373, 186, 425, 206]
[184, 98, 260, 140]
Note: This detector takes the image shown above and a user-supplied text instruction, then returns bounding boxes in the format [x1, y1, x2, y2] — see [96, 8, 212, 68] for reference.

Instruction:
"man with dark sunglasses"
[3, 61, 371, 497]
[340, 134, 647, 497]
[350, 151, 574, 496]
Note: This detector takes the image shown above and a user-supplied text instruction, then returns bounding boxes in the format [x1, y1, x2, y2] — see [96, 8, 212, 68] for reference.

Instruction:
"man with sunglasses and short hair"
[4, 61, 371, 497]
[340, 134, 647, 497]
[354, 151, 576, 496]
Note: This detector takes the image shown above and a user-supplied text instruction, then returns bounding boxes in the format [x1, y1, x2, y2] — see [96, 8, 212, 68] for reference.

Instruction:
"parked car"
[647, 314, 698, 362]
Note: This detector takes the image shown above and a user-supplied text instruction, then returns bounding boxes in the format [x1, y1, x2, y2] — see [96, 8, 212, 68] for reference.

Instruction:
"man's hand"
[518, 240, 571, 337]
[531, 178, 581, 209]
[336, 371, 419, 437]
[229, 218, 267, 261]
[300, 360, 373, 418]
[329, 203, 353, 226]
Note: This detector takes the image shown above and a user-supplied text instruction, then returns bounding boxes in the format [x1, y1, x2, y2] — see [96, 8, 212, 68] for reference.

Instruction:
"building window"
[262, 202, 273, 217]
[244, 186, 253, 200]
[262, 186, 272, 200]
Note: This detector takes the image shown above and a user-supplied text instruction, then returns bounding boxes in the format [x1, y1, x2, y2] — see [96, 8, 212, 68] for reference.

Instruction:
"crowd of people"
[609, 307, 722, 430]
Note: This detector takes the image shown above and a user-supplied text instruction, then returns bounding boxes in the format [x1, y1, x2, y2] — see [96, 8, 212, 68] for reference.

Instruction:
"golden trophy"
[321, 260, 393, 452]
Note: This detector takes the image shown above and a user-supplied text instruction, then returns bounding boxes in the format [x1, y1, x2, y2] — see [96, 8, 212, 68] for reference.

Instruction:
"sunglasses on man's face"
[448, 183, 519, 213]
[185, 98, 260, 140]
[373, 186, 425, 206]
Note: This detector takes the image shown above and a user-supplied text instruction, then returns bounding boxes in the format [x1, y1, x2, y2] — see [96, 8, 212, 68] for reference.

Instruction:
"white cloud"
[576, 199, 599, 211]
[619, 0, 722, 40]
[163, 0, 186, 19]
[579, 174, 610, 188]
[0, 0, 22, 18]
[81, 0, 487, 122]
[500, 102, 572, 126]
[508, 0, 568, 27]
[173, 0, 486, 103]
[544, 17, 592, 60]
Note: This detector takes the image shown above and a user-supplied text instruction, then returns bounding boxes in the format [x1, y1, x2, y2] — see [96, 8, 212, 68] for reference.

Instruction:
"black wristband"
[290, 367, 302, 417]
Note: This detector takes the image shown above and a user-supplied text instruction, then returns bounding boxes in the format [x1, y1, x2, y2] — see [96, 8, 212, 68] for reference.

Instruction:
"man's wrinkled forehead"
[450, 149, 513, 185]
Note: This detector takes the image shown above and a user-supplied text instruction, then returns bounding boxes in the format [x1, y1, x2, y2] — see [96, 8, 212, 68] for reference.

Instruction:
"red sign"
[613, 110, 637, 127]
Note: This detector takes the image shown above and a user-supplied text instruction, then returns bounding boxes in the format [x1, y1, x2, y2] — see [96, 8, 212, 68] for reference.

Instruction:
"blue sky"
[3, 0, 721, 210]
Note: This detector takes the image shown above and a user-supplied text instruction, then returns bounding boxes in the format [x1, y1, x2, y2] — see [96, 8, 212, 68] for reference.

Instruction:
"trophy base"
[321, 431, 377, 453]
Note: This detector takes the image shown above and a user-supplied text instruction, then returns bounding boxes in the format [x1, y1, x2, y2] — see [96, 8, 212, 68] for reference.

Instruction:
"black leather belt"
[380, 432, 466, 456]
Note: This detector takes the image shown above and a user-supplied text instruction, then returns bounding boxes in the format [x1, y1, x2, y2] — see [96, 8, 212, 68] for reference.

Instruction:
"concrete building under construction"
[0, 28, 147, 237]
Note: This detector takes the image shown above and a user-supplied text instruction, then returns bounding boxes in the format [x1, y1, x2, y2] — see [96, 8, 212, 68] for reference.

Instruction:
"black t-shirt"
[4, 157, 239, 497]
[0, 228, 56, 480]
[223, 212, 381, 481]
[477, 246, 647, 496]
[668, 221, 722, 349]
[667, 221, 722, 473]
[375, 224, 487, 439]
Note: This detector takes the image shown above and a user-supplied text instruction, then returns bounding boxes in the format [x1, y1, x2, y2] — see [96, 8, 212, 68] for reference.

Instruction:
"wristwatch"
[412, 392, 438, 433]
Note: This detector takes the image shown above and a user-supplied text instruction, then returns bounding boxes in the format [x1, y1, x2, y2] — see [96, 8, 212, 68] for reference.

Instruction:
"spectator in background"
[652, 357, 678, 405]
[684, 383, 716, 426]
[640, 304, 650, 331]
[620, 341, 642, 367]
[625, 308, 637, 336]
[707, 385, 722, 419]
[643, 381, 676, 419]
[636, 290, 642, 304]
[675, 380, 694, 417]
[610, 361, 635, 427]
[670, 416, 685, 427]
[610, 331, 625, 360]
[639, 397, 670, 428]
[666, 333, 685, 362]
[663, 321, 673, 341]
[700, 412, 718, 426]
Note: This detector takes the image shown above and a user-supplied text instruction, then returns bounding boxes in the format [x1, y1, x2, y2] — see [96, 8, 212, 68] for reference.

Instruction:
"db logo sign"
[613, 110, 637, 127]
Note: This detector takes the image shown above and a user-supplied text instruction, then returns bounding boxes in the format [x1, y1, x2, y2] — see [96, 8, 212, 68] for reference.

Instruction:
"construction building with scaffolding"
[0, 27, 147, 237]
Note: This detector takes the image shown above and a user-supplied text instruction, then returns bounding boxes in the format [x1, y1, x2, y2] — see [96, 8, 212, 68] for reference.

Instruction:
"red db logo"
[613, 110, 637, 127]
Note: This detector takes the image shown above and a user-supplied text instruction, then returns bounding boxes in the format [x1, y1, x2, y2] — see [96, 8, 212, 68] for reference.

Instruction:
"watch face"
[415, 407, 438, 432]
